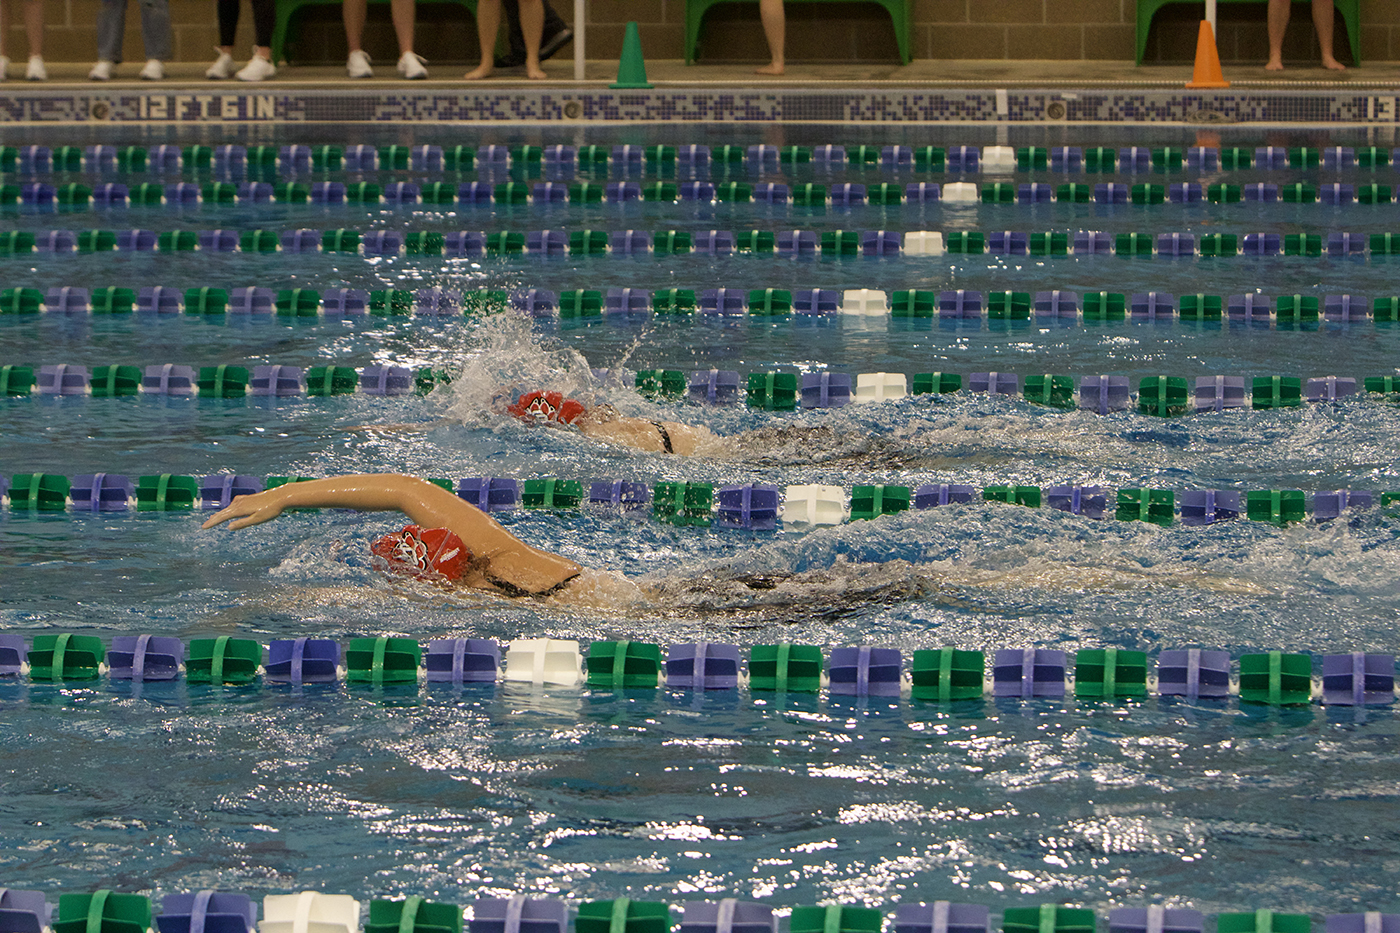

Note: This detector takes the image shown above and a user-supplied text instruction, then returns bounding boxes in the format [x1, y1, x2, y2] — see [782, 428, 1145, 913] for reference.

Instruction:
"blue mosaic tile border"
[0, 88, 1393, 124]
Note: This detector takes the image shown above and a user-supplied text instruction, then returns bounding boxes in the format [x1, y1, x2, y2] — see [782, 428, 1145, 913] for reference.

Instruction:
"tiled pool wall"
[5, 88, 1400, 125]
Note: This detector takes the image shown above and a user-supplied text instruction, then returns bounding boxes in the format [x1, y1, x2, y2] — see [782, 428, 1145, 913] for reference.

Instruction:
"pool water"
[3, 123, 1400, 919]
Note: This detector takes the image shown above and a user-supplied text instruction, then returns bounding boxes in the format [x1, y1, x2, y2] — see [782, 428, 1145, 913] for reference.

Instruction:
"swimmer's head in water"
[370, 525, 470, 582]
[507, 390, 587, 426]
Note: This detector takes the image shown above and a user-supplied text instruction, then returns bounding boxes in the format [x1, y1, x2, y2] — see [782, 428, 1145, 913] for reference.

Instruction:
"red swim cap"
[508, 390, 587, 425]
[371, 525, 470, 582]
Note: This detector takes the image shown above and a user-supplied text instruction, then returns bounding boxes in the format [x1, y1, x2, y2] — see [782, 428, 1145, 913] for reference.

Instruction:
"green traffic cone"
[611, 21, 653, 89]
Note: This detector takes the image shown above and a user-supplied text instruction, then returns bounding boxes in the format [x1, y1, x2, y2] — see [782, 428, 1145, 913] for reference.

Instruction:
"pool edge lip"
[2, 84, 1398, 124]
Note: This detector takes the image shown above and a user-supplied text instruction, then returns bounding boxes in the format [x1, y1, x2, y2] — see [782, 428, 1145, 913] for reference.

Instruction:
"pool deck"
[11, 58, 1400, 87]
[4, 60, 1400, 124]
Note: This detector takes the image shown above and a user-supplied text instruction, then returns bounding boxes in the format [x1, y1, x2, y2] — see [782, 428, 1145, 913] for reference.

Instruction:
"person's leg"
[342, 0, 374, 74]
[24, 0, 44, 58]
[138, 0, 173, 64]
[464, 0, 500, 78]
[0, 0, 9, 76]
[343, 0, 366, 53]
[389, 0, 413, 55]
[1266, 0, 1290, 70]
[497, 0, 566, 68]
[135, 0, 169, 76]
[517, 0, 544, 78]
[209, 0, 238, 77]
[95, 0, 126, 64]
[1312, 0, 1344, 69]
[755, 0, 784, 75]
[389, 0, 426, 75]
[250, 0, 274, 56]
[217, 0, 239, 51]
[232, 0, 275, 77]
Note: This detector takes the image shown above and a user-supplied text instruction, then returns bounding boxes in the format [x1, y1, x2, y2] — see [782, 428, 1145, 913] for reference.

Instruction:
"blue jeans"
[96, 0, 173, 62]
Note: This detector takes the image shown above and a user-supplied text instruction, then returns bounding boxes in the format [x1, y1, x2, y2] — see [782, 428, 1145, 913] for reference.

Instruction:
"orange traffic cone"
[1186, 19, 1230, 89]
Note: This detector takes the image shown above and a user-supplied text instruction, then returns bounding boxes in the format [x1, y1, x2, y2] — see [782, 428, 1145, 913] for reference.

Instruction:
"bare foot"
[1322, 56, 1346, 71]
[526, 63, 547, 79]
[463, 63, 493, 79]
[755, 61, 784, 75]
[1265, 57, 1284, 71]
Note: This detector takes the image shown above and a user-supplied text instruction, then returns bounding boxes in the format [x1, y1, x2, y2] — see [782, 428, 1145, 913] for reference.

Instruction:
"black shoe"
[538, 27, 573, 62]
[494, 49, 527, 68]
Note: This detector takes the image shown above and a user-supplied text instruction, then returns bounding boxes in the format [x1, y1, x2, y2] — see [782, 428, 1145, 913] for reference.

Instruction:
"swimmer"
[502, 389, 721, 456]
[356, 388, 722, 456]
[362, 386, 963, 469]
[198, 472, 958, 620]
[499, 390, 979, 469]
[202, 473, 593, 598]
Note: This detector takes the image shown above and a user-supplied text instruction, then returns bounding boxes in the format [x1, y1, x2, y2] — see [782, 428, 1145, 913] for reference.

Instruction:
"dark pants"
[217, 0, 276, 47]
[501, 0, 567, 57]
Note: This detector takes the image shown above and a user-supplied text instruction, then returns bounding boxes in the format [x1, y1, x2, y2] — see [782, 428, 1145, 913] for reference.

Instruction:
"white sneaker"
[396, 50, 427, 79]
[0, 56, 9, 81]
[26, 55, 45, 80]
[206, 49, 235, 78]
[347, 49, 372, 78]
[139, 59, 164, 80]
[89, 59, 114, 80]
[236, 55, 276, 81]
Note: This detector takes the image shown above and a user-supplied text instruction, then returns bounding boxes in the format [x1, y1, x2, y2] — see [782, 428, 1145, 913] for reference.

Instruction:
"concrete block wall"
[0, 0, 1384, 65]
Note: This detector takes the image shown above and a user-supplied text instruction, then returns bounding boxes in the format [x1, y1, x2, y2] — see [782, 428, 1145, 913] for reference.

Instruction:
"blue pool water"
[3, 123, 1400, 919]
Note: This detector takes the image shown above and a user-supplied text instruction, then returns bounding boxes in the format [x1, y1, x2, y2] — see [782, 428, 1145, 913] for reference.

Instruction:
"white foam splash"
[435, 312, 602, 427]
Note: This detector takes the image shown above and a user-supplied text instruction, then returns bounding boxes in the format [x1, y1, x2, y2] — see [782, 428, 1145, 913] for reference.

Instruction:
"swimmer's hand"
[201, 491, 285, 530]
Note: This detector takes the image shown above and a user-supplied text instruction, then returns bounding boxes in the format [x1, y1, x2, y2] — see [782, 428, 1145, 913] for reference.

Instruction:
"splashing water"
[436, 313, 607, 427]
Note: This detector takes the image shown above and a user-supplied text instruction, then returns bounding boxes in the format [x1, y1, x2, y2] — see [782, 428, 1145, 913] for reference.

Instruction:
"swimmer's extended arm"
[201, 474, 583, 595]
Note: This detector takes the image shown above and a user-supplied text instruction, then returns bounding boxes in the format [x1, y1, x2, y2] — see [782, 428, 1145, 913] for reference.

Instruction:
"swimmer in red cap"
[202, 474, 587, 597]
[502, 388, 719, 456]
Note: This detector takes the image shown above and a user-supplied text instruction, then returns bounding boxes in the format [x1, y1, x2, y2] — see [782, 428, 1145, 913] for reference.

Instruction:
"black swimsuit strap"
[649, 421, 674, 454]
[485, 568, 582, 598]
